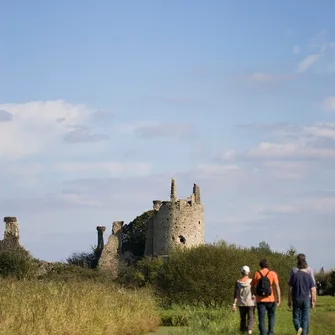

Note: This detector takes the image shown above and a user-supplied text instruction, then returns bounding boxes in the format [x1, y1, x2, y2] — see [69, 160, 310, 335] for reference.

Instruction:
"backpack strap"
[258, 270, 264, 277]
[265, 270, 271, 277]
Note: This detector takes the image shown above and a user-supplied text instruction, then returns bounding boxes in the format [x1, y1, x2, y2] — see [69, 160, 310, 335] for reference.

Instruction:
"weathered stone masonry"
[98, 221, 124, 278]
[144, 178, 205, 256]
[3, 216, 20, 243]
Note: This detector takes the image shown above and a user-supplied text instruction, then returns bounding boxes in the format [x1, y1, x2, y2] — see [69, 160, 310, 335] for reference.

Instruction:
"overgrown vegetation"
[117, 241, 296, 307]
[0, 239, 38, 279]
[155, 241, 296, 306]
[0, 280, 160, 335]
[122, 210, 154, 257]
[0, 235, 334, 334]
[66, 246, 101, 269]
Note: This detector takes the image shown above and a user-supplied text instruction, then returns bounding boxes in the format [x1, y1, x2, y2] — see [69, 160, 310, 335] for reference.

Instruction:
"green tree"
[258, 241, 271, 252]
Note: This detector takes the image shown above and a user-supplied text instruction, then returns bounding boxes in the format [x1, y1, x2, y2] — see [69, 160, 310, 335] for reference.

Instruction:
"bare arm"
[311, 287, 316, 308]
[275, 283, 281, 307]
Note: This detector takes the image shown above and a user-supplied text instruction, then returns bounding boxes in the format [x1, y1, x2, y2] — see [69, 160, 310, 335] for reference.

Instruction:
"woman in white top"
[232, 265, 256, 334]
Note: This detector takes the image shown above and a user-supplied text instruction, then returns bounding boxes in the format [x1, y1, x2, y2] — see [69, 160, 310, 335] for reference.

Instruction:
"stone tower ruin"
[144, 178, 204, 256]
[98, 221, 124, 279]
[3, 217, 20, 243]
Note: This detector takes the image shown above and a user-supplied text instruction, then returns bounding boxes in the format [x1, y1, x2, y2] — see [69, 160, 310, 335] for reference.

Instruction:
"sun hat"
[241, 265, 250, 273]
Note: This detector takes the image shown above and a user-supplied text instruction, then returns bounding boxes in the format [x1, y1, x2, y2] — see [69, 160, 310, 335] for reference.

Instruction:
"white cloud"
[296, 54, 321, 73]
[0, 100, 96, 160]
[54, 161, 152, 177]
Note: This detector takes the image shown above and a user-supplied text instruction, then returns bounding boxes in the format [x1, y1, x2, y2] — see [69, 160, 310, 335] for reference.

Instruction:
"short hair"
[297, 253, 306, 261]
[297, 259, 308, 269]
[259, 259, 269, 269]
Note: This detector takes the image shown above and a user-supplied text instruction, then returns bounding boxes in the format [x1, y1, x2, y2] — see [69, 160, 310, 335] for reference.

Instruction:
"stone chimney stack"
[170, 178, 177, 202]
[193, 183, 201, 204]
[96, 226, 106, 251]
[4, 217, 20, 242]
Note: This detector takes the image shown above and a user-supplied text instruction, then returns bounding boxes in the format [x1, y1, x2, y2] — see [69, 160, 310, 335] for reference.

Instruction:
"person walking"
[288, 253, 315, 334]
[289, 253, 315, 284]
[251, 259, 281, 335]
[232, 265, 256, 334]
[288, 258, 316, 335]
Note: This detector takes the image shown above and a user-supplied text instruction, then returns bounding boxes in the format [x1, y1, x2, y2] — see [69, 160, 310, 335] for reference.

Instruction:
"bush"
[0, 240, 38, 279]
[156, 242, 296, 307]
[66, 247, 101, 269]
[315, 268, 335, 295]
[117, 256, 164, 288]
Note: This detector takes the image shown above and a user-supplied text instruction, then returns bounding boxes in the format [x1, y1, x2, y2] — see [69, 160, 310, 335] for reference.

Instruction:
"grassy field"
[0, 279, 160, 335]
[149, 296, 335, 335]
[0, 278, 333, 335]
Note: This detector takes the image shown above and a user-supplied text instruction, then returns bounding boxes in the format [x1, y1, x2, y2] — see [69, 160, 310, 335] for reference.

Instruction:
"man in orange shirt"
[251, 259, 281, 335]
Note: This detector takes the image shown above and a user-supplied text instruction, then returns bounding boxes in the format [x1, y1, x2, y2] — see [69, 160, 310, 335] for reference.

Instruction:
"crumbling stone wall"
[145, 179, 205, 257]
[98, 221, 124, 279]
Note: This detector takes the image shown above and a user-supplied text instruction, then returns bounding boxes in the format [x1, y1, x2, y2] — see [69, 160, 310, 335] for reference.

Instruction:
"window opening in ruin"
[199, 221, 201, 224]
[179, 235, 186, 244]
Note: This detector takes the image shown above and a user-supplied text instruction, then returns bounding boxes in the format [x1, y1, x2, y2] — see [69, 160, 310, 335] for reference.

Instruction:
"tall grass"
[0, 279, 160, 335]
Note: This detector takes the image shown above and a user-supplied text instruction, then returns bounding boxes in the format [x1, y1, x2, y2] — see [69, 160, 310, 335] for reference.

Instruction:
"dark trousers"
[257, 302, 276, 335]
[239, 306, 255, 332]
[292, 300, 310, 335]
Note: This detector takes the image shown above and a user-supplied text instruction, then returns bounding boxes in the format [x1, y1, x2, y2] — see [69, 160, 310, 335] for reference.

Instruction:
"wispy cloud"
[135, 122, 196, 139]
[117, 121, 197, 139]
[296, 54, 321, 73]
[63, 125, 109, 143]
[222, 120, 335, 163]
[55, 161, 152, 177]
[90, 109, 113, 121]
[296, 30, 335, 74]
[247, 73, 294, 82]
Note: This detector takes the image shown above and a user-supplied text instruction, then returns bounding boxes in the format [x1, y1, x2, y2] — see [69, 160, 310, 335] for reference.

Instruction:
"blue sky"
[1, 1, 335, 270]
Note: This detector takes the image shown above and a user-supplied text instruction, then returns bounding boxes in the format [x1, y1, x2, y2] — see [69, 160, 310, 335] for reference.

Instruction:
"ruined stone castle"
[1, 179, 205, 279]
[97, 178, 205, 277]
[144, 178, 204, 256]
